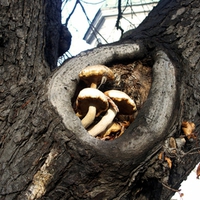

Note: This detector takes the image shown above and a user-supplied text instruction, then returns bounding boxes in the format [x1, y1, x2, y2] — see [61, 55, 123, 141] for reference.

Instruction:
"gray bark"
[0, 0, 200, 199]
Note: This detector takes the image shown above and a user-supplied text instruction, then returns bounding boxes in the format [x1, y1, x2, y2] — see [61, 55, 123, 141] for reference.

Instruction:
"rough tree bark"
[0, 0, 200, 200]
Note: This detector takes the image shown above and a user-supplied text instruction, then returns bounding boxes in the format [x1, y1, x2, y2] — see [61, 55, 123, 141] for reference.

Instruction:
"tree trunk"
[0, 0, 200, 200]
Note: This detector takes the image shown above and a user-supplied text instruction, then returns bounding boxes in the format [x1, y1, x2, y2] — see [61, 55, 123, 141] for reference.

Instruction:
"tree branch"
[115, 0, 124, 37]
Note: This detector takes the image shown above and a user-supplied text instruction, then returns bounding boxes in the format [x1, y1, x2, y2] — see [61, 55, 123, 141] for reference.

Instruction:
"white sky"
[62, 0, 105, 56]
[172, 164, 200, 200]
[61, 1, 200, 199]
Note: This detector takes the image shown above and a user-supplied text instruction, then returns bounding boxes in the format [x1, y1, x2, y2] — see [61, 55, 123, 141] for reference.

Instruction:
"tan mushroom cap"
[104, 90, 137, 115]
[79, 65, 114, 88]
[76, 88, 109, 118]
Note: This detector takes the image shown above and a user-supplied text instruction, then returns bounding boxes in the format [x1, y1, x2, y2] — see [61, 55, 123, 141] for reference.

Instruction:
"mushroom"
[88, 90, 137, 137]
[76, 88, 109, 128]
[79, 65, 114, 88]
[104, 90, 137, 115]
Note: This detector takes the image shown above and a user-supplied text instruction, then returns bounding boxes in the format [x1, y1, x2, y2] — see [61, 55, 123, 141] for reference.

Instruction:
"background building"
[83, 0, 159, 47]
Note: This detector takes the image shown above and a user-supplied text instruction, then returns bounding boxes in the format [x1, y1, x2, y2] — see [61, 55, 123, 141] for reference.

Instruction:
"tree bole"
[1, 0, 200, 199]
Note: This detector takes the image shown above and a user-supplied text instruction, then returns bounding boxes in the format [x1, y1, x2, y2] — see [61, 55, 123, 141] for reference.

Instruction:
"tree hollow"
[48, 42, 177, 165]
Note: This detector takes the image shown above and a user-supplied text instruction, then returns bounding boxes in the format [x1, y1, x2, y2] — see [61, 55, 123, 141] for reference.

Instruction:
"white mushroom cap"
[79, 65, 114, 88]
[76, 88, 109, 128]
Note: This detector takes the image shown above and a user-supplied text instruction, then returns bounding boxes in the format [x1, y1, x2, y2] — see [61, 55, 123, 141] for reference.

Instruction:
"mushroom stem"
[90, 82, 97, 88]
[81, 105, 96, 128]
[88, 107, 118, 137]
[90, 76, 107, 88]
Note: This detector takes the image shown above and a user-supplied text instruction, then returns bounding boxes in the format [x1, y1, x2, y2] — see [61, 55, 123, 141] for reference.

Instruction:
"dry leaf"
[158, 152, 164, 160]
[165, 157, 172, 168]
[196, 163, 200, 179]
[182, 121, 195, 136]
[98, 121, 130, 140]
[180, 192, 184, 197]
[169, 137, 177, 148]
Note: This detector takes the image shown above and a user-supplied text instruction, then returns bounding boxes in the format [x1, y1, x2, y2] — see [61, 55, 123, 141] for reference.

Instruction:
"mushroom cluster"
[75, 65, 137, 140]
